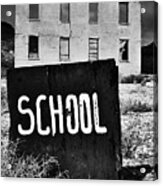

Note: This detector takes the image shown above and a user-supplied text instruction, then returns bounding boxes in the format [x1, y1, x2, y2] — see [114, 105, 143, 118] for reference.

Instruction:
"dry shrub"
[121, 113, 157, 165]
[121, 99, 153, 115]
[1, 139, 69, 178]
[120, 74, 145, 84]
[120, 74, 157, 84]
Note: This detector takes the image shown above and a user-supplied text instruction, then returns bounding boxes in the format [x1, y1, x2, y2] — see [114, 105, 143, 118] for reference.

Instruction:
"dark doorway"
[141, 42, 157, 74]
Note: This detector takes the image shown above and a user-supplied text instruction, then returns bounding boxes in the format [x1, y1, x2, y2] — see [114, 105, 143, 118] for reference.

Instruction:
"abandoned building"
[2, 2, 141, 75]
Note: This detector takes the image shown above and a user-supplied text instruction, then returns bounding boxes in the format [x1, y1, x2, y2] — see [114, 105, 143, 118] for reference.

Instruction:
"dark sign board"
[7, 59, 121, 179]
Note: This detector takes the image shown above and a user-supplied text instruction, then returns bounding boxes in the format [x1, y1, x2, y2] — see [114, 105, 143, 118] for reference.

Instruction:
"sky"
[1, 5, 15, 28]
[1, 2, 158, 47]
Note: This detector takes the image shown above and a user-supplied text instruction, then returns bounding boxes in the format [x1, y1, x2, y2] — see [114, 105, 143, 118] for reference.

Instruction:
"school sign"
[7, 59, 121, 179]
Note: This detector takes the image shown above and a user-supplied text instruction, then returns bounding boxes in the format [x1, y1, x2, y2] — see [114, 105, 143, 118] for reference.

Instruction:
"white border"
[0, 0, 162, 186]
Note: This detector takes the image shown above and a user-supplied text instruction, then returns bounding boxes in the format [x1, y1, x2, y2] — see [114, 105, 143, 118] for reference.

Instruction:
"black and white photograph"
[1, 0, 158, 181]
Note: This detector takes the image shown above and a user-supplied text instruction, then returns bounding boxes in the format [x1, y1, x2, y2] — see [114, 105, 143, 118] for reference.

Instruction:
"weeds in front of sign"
[1, 138, 69, 178]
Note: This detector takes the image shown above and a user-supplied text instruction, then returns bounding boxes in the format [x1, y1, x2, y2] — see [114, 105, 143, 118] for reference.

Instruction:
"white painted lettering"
[66, 95, 79, 134]
[49, 95, 63, 136]
[92, 93, 107, 134]
[17, 95, 35, 135]
[79, 93, 92, 134]
[36, 95, 50, 136]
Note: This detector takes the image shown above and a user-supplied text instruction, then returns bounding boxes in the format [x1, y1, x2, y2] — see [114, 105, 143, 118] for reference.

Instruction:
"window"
[60, 3, 70, 23]
[89, 3, 98, 24]
[89, 38, 99, 61]
[60, 37, 70, 61]
[119, 2, 128, 24]
[28, 36, 39, 60]
[119, 39, 129, 61]
[29, 4, 39, 20]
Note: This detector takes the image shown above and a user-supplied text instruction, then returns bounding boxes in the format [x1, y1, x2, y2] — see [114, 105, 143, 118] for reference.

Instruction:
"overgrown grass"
[1, 82, 8, 114]
[120, 83, 158, 170]
[121, 112, 157, 167]
[119, 83, 157, 115]
[1, 139, 69, 178]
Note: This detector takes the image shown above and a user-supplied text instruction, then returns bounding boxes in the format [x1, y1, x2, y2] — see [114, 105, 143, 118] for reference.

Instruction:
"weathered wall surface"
[15, 2, 141, 75]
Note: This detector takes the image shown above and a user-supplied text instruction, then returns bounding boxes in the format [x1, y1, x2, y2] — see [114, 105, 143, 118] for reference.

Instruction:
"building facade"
[14, 2, 141, 75]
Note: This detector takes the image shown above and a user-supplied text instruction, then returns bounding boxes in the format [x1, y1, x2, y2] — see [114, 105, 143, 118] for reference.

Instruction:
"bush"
[120, 74, 157, 84]
[1, 139, 69, 178]
[120, 74, 144, 84]
[121, 99, 153, 115]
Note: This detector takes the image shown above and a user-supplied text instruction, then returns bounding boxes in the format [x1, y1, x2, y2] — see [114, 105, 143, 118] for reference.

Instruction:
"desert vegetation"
[119, 80, 158, 180]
